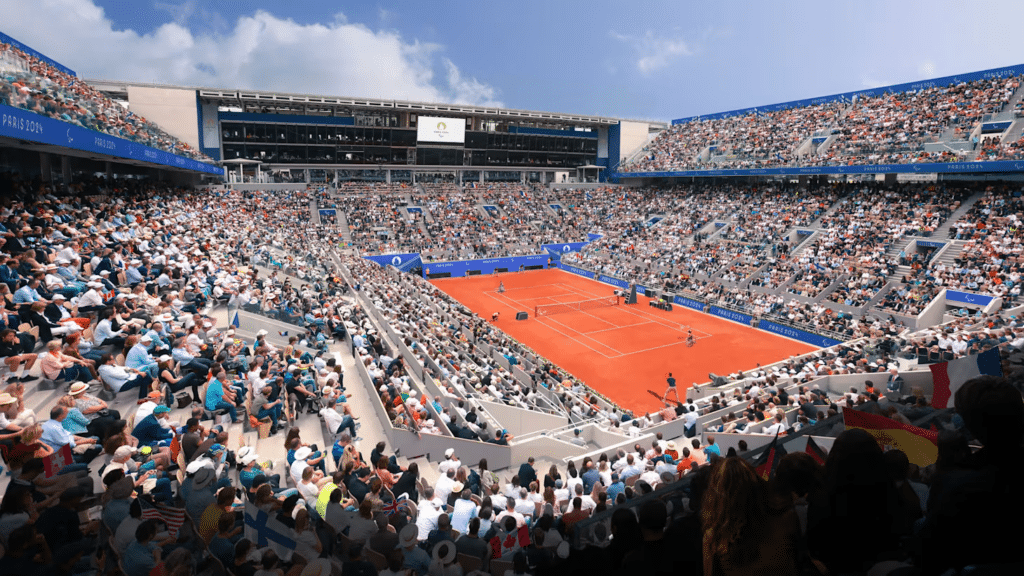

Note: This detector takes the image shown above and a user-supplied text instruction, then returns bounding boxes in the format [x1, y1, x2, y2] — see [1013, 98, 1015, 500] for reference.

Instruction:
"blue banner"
[757, 320, 842, 348]
[0, 104, 223, 174]
[508, 125, 597, 138]
[636, 285, 647, 295]
[423, 254, 550, 278]
[364, 253, 421, 268]
[646, 216, 664, 226]
[916, 240, 946, 248]
[714, 222, 726, 227]
[673, 295, 706, 311]
[318, 209, 336, 217]
[549, 204, 564, 211]
[0, 32, 76, 77]
[945, 290, 994, 307]
[797, 230, 814, 236]
[541, 241, 590, 255]
[406, 207, 423, 214]
[597, 274, 629, 289]
[219, 111, 354, 126]
[587, 233, 604, 241]
[557, 262, 597, 279]
[672, 63, 1024, 125]
[615, 159, 1024, 179]
[709, 306, 752, 325]
[982, 121, 1012, 132]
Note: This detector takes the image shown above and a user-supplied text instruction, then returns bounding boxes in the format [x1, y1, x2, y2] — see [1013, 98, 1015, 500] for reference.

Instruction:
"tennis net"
[535, 295, 620, 317]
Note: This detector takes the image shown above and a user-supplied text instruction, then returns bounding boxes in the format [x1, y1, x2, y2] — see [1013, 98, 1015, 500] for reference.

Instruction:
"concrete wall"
[617, 121, 651, 162]
[127, 86, 200, 149]
[511, 435, 587, 469]
[476, 399, 568, 438]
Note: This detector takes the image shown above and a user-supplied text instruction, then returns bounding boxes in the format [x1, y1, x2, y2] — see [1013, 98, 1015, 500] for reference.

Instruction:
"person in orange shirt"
[675, 447, 695, 476]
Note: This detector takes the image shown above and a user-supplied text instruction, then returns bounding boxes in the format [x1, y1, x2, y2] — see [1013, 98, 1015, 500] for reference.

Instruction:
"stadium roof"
[87, 79, 667, 129]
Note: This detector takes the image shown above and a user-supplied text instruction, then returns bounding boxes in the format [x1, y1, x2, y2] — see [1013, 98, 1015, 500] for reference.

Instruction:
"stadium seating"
[0, 41, 212, 162]
[620, 74, 1023, 172]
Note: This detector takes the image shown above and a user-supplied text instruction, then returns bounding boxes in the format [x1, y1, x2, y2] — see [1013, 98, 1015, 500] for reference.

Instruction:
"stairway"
[931, 191, 985, 239]
[930, 241, 966, 269]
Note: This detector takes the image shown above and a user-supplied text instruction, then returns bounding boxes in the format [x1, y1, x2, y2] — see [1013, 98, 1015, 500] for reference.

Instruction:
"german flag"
[804, 436, 827, 465]
[752, 433, 787, 480]
[842, 408, 938, 467]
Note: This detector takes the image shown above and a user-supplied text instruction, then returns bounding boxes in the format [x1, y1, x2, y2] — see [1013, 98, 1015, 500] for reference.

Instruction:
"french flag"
[929, 348, 1002, 409]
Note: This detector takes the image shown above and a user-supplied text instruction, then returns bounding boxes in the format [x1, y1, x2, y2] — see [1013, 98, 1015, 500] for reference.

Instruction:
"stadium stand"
[0, 41, 212, 162]
[3, 32, 1024, 576]
[621, 73, 1024, 172]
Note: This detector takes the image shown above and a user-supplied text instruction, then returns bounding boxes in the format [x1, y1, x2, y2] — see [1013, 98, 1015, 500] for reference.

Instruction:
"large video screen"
[417, 116, 466, 144]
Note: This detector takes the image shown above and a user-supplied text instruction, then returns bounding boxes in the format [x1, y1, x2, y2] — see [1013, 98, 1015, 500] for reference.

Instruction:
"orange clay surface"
[430, 268, 816, 414]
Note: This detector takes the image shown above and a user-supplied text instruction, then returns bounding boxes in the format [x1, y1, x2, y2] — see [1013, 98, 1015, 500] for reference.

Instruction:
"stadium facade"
[86, 79, 663, 186]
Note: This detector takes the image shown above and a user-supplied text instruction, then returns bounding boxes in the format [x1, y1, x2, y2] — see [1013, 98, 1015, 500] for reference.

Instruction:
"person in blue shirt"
[132, 405, 174, 446]
[204, 370, 239, 423]
[125, 335, 159, 378]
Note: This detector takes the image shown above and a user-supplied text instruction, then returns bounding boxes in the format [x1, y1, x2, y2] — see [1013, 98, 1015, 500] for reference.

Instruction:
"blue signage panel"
[406, 207, 423, 214]
[672, 63, 1024, 125]
[945, 290, 994, 306]
[709, 306, 753, 325]
[916, 240, 946, 248]
[219, 111, 355, 126]
[318, 209, 337, 216]
[0, 104, 223, 174]
[557, 262, 597, 279]
[541, 241, 590, 254]
[797, 230, 814, 236]
[673, 295, 705, 311]
[423, 254, 550, 278]
[364, 253, 421, 268]
[587, 233, 604, 241]
[757, 320, 842, 348]
[636, 285, 647, 295]
[614, 159, 1024, 179]
[508, 126, 597, 138]
[597, 274, 629, 289]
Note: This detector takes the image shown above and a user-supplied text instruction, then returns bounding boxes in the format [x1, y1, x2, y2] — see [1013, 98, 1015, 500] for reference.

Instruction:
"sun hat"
[69, 382, 88, 396]
[399, 524, 419, 547]
[193, 467, 215, 490]
[294, 446, 313, 461]
[433, 541, 456, 564]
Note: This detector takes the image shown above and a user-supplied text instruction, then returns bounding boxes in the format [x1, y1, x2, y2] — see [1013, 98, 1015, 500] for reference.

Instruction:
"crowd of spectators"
[620, 74, 1023, 173]
[0, 42, 213, 163]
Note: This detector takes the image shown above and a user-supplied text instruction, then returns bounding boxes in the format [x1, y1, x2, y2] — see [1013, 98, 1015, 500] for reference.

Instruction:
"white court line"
[481, 288, 620, 359]
[553, 280, 717, 337]
[490, 292, 578, 301]
[541, 314, 624, 357]
[582, 320, 656, 334]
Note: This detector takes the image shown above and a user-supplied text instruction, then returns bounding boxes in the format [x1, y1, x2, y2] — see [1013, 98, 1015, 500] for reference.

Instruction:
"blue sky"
[5, 0, 1024, 121]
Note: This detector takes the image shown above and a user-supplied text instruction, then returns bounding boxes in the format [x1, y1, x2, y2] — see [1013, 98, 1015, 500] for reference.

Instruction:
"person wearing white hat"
[429, 540, 460, 576]
[125, 334, 160, 378]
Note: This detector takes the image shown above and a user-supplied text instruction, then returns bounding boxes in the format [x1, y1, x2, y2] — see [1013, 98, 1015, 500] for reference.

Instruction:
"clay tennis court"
[430, 268, 816, 413]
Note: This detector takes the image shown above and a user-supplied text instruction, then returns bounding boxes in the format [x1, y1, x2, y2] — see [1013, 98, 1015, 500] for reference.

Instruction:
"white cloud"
[3, 0, 502, 106]
[918, 60, 937, 77]
[611, 29, 692, 75]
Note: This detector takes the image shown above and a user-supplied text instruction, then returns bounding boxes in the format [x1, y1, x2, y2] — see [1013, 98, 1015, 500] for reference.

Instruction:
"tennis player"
[498, 281, 506, 293]
[663, 372, 679, 403]
[491, 311, 500, 322]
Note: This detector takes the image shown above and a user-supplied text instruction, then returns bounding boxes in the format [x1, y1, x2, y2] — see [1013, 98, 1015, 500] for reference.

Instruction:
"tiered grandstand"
[1, 28, 1023, 576]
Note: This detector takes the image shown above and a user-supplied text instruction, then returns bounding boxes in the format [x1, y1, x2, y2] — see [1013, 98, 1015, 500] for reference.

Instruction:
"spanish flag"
[843, 408, 938, 467]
